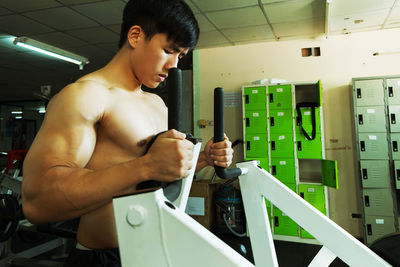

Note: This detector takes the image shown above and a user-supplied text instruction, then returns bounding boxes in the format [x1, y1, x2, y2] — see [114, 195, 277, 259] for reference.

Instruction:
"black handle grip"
[167, 68, 182, 131]
[214, 87, 242, 179]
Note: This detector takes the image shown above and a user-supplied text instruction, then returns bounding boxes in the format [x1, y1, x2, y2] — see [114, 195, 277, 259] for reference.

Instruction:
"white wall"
[195, 28, 400, 237]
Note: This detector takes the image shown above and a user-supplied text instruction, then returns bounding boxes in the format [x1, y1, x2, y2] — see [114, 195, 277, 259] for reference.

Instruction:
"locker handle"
[246, 118, 250, 127]
[246, 141, 251, 150]
[360, 141, 365, 151]
[272, 165, 276, 175]
[397, 169, 400, 180]
[358, 114, 363, 125]
[274, 216, 279, 227]
[362, 168, 368, 179]
[269, 93, 274, 103]
[270, 117, 275, 126]
[245, 95, 249, 104]
[364, 195, 370, 207]
[391, 113, 396, 124]
[271, 141, 275, 150]
[393, 141, 398, 152]
[296, 116, 301, 126]
[300, 192, 304, 199]
[297, 141, 302, 151]
[357, 88, 362, 99]
[388, 86, 393, 97]
[367, 224, 372, 235]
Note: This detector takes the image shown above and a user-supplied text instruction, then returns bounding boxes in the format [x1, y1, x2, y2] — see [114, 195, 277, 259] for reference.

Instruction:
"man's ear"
[127, 25, 143, 48]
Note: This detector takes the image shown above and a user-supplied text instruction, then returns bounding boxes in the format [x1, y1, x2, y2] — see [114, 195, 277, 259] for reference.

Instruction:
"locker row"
[245, 133, 323, 159]
[354, 78, 400, 106]
[359, 160, 400, 189]
[358, 133, 400, 159]
[244, 107, 321, 135]
[265, 184, 326, 239]
[355, 105, 400, 133]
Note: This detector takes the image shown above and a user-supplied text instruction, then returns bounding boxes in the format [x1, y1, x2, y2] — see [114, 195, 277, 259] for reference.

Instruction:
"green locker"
[393, 161, 400, 189]
[298, 184, 326, 238]
[270, 133, 294, 158]
[245, 134, 268, 158]
[387, 78, 400, 105]
[269, 109, 293, 134]
[270, 158, 296, 184]
[390, 133, 400, 160]
[354, 79, 385, 106]
[296, 133, 323, 159]
[358, 133, 389, 160]
[243, 86, 267, 111]
[363, 188, 394, 216]
[365, 215, 396, 245]
[388, 105, 400, 132]
[360, 160, 391, 188]
[268, 84, 292, 110]
[273, 184, 298, 236]
[244, 110, 267, 134]
[356, 106, 387, 133]
[295, 107, 321, 134]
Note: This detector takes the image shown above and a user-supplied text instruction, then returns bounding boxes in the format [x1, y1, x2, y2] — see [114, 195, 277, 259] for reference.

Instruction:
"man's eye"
[164, 49, 173, 54]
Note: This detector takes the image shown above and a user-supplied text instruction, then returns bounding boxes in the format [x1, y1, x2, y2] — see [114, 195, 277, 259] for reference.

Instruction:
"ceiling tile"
[0, 14, 54, 35]
[24, 7, 98, 30]
[261, 0, 300, 3]
[206, 6, 266, 29]
[264, 0, 324, 23]
[57, 0, 105, 5]
[195, 13, 216, 32]
[331, 0, 394, 17]
[387, 4, 400, 21]
[190, 0, 257, 12]
[0, 6, 12, 15]
[71, 0, 125, 25]
[30, 32, 88, 49]
[330, 10, 389, 32]
[196, 30, 230, 48]
[183, 0, 200, 14]
[107, 24, 121, 34]
[222, 25, 273, 42]
[273, 17, 324, 37]
[66, 26, 119, 44]
[0, 0, 61, 12]
[97, 42, 119, 53]
[68, 44, 113, 59]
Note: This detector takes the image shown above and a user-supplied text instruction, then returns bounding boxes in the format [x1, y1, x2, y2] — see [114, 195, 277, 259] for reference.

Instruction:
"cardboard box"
[185, 179, 221, 229]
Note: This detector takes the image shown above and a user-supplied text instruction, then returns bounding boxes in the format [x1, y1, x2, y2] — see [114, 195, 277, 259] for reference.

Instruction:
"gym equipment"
[113, 71, 392, 266]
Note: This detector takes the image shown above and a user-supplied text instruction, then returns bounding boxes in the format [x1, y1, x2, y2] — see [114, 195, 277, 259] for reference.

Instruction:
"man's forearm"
[195, 151, 210, 173]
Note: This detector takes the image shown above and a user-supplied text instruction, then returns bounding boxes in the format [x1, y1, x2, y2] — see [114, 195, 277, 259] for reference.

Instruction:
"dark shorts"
[64, 247, 121, 267]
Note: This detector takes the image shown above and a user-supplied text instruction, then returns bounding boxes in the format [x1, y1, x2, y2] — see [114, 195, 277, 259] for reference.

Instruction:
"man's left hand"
[203, 135, 234, 168]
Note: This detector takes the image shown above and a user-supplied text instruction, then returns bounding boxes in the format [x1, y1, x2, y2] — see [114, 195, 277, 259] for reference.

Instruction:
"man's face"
[132, 33, 189, 88]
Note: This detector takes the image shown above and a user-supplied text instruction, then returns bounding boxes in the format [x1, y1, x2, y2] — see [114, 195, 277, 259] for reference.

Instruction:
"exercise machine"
[112, 68, 393, 266]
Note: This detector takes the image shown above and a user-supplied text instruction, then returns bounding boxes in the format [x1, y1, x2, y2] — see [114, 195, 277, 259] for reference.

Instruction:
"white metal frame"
[113, 158, 391, 266]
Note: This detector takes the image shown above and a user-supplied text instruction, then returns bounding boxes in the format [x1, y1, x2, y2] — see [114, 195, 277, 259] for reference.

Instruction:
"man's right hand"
[144, 129, 194, 182]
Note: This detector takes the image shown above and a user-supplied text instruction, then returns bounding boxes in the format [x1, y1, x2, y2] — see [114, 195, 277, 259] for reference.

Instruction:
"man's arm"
[22, 83, 193, 224]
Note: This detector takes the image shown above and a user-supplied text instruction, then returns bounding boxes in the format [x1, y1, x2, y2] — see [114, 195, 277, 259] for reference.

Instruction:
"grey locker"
[393, 161, 400, 189]
[358, 133, 389, 159]
[388, 105, 400, 132]
[354, 79, 384, 106]
[356, 106, 386, 133]
[387, 78, 400, 105]
[362, 188, 394, 216]
[365, 215, 396, 245]
[390, 133, 400, 160]
[360, 160, 391, 188]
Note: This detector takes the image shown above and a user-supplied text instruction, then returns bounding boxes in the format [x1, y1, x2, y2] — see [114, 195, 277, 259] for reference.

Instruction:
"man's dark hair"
[119, 0, 200, 49]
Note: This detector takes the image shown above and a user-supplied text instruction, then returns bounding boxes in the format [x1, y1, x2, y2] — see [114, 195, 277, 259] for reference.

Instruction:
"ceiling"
[0, 0, 399, 102]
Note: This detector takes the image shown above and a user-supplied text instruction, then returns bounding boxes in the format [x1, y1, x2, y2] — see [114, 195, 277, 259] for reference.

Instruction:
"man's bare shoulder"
[142, 91, 167, 107]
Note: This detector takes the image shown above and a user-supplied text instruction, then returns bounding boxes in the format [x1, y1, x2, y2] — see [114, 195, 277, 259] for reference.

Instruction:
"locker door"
[365, 216, 396, 245]
[354, 79, 384, 106]
[244, 110, 267, 134]
[268, 84, 292, 110]
[358, 133, 389, 159]
[387, 78, 400, 105]
[388, 105, 400, 132]
[393, 160, 400, 189]
[243, 86, 267, 110]
[360, 160, 391, 188]
[269, 109, 293, 134]
[356, 106, 386, 133]
[363, 188, 394, 216]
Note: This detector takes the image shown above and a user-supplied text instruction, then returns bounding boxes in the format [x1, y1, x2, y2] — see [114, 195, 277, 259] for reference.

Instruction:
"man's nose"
[165, 55, 179, 70]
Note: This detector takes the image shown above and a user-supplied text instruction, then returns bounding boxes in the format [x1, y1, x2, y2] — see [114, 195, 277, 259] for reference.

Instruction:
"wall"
[194, 28, 400, 237]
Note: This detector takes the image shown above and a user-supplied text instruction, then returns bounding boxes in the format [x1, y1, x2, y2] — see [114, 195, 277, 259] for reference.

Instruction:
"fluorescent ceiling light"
[15, 116, 22, 119]
[13, 36, 89, 70]
[11, 111, 22, 114]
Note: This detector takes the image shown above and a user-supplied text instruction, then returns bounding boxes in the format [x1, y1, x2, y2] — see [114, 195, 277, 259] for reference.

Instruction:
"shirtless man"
[22, 0, 233, 266]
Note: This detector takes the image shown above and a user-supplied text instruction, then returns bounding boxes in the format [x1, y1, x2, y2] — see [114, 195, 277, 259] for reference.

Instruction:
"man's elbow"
[21, 196, 47, 224]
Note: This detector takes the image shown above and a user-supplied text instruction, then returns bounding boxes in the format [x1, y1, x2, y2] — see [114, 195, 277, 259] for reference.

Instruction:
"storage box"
[186, 180, 221, 229]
